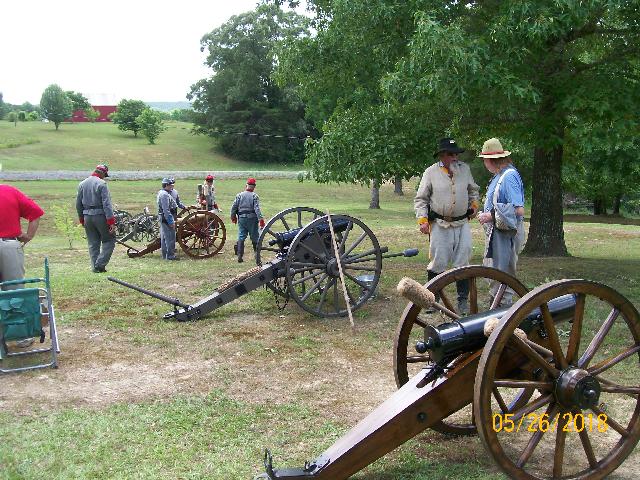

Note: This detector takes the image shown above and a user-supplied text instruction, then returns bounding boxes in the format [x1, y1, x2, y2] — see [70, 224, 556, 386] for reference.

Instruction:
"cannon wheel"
[394, 265, 530, 435]
[177, 210, 226, 259]
[256, 206, 324, 296]
[475, 279, 640, 479]
[284, 214, 382, 318]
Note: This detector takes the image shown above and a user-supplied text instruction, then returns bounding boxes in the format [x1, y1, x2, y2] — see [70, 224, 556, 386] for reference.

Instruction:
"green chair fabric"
[0, 288, 43, 341]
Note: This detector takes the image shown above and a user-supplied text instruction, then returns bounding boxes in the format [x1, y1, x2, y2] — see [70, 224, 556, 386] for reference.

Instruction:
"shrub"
[52, 204, 84, 249]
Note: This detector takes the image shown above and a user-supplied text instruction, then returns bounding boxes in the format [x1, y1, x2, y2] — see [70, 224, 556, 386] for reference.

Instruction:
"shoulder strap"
[492, 168, 515, 207]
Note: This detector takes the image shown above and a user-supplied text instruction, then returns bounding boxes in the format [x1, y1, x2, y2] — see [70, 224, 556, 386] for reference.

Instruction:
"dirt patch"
[564, 214, 640, 226]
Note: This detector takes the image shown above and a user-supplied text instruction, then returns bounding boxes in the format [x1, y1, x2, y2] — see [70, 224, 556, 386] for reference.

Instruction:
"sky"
[0, 0, 266, 105]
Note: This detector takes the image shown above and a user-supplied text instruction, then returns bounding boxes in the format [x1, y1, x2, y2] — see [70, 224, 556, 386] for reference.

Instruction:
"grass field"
[0, 120, 301, 171]
[1, 178, 639, 479]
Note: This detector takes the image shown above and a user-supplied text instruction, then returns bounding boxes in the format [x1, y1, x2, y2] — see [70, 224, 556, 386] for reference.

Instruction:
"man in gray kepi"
[76, 164, 116, 273]
[157, 177, 179, 260]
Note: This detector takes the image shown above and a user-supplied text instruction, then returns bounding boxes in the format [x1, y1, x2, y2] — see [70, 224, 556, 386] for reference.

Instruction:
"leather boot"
[252, 241, 257, 251]
[237, 240, 245, 263]
[456, 279, 470, 315]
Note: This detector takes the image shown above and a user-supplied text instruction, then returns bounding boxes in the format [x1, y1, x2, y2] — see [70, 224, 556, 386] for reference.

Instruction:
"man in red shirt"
[0, 184, 44, 290]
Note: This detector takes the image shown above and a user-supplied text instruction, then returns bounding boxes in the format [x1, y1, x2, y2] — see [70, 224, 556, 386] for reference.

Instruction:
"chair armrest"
[0, 278, 44, 287]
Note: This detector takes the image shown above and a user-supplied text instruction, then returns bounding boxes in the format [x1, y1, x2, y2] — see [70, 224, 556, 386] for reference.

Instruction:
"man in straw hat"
[76, 164, 116, 272]
[477, 137, 526, 306]
[414, 137, 480, 314]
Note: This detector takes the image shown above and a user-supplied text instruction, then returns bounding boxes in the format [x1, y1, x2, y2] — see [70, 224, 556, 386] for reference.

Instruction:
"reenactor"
[157, 178, 179, 260]
[76, 164, 116, 272]
[230, 178, 265, 263]
[200, 174, 219, 211]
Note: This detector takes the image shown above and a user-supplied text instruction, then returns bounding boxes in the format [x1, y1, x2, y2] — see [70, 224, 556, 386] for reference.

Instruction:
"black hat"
[433, 137, 465, 158]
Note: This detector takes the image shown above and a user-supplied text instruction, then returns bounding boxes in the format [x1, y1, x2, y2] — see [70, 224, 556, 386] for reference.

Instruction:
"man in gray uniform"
[157, 178, 179, 260]
[167, 177, 186, 210]
[230, 177, 265, 263]
[76, 164, 116, 273]
[414, 138, 480, 314]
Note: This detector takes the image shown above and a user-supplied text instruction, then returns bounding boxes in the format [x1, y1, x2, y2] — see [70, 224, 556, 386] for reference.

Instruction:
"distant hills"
[146, 101, 192, 111]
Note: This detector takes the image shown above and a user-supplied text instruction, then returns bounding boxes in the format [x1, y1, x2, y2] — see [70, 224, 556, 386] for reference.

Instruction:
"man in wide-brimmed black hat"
[414, 137, 480, 314]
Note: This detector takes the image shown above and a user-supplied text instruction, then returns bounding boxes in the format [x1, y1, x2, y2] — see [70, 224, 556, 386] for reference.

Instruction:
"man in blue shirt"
[477, 138, 526, 306]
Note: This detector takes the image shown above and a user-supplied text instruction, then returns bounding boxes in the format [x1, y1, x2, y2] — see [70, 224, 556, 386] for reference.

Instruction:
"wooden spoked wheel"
[256, 206, 324, 296]
[284, 214, 382, 318]
[177, 210, 226, 259]
[474, 279, 640, 479]
[394, 265, 530, 435]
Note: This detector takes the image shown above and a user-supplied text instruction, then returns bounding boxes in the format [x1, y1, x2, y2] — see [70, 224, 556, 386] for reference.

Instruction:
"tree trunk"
[369, 180, 380, 209]
[522, 145, 568, 256]
[394, 175, 404, 195]
[612, 194, 622, 215]
[593, 198, 606, 215]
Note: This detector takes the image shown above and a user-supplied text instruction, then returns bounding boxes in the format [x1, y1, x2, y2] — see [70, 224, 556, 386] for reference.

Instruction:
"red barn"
[70, 94, 119, 122]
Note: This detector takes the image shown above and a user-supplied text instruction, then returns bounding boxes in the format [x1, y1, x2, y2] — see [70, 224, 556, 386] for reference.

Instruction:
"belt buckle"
[444, 216, 452, 222]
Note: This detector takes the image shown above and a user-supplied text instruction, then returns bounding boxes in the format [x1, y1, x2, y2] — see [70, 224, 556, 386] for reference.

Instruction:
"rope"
[326, 211, 355, 329]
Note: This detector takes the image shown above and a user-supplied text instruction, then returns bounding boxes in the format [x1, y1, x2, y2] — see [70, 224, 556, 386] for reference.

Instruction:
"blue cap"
[162, 177, 172, 185]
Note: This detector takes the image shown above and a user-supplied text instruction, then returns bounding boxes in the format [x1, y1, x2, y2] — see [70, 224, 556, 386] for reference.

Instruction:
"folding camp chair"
[0, 258, 60, 373]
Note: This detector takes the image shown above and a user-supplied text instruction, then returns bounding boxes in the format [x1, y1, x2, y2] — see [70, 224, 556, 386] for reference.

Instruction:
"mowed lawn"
[0, 120, 301, 171]
[1, 178, 639, 479]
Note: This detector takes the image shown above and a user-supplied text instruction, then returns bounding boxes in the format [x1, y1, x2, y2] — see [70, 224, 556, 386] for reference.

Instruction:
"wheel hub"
[325, 257, 340, 278]
[554, 368, 601, 409]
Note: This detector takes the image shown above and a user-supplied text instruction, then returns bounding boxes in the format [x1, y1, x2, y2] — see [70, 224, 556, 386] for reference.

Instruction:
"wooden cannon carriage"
[258, 266, 640, 479]
[116, 206, 226, 259]
[109, 206, 418, 321]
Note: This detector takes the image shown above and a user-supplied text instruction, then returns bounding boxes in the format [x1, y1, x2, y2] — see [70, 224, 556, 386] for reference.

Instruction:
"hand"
[468, 206, 478, 219]
[213, 203, 219, 210]
[419, 222, 431, 235]
[17, 233, 32, 245]
[259, 218, 265, 229]
[108, 224, 117, 234]
[231, 215, 237, 224]
[478, 212, 493, 225]
[79, 217, 85, 226]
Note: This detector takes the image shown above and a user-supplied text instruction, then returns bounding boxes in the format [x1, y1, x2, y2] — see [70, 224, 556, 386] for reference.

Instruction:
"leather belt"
[428, 209, 473, 223]
[0, 237, 19, 241]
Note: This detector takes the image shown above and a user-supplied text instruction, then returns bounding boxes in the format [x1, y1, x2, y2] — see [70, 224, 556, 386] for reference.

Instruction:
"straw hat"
[478, 138, 511, 159]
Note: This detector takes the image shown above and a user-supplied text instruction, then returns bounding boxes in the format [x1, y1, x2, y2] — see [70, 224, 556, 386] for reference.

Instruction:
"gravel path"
[0, 170, 305, 181]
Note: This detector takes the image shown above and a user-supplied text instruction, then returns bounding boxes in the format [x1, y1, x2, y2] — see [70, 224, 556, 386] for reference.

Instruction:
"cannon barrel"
[268, 218, 352, 248]
[107, 276, 191, 309]
[419, 293, 576, 363]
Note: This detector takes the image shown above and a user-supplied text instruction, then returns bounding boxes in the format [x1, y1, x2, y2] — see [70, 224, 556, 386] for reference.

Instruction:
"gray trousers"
[238, 215, 259, 243]
[427, 221, 472, 273]
[0, 240, 25, 290]
[484, 218, 525, 303]
[159, 221, 177, 259]
[84, 214, 116, 270]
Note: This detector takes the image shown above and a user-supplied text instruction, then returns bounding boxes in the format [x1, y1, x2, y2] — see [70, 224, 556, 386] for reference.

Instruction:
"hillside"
[146, 101, 192, 111]
[0, 120, 300, 172]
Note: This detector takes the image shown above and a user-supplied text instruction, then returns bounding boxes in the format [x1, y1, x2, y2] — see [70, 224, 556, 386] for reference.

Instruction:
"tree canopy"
[275, 0, 640, 255]
[110, 99, 147, 137]
[188, 3, 312, 164]
[136, 108, 168, 144]
[66, 91, 91, 113]
[40, 84, 73, 130]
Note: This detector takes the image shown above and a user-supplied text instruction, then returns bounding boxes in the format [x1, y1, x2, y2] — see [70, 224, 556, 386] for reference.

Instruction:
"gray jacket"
[157, 189, 178, 225]
[231, 190, 263, 219]
[76, 175, 114, 220]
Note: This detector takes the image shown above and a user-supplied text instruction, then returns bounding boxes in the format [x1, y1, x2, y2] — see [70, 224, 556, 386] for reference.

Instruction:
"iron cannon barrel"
[423, 293, 577, 363]
[268, 218, 352, 247]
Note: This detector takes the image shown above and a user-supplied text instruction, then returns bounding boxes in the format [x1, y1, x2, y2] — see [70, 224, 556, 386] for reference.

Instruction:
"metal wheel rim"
[394, 265, 530, 435]
[474, 279, 640, 479]
[284, 214, 382, 318]
[177, 211, 226, 258]
[256, 206, 324, 296]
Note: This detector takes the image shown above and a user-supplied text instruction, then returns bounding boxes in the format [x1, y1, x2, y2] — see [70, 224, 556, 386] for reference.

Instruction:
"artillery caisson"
[259, 266, 640, 479]
[109, 206, 417, 321]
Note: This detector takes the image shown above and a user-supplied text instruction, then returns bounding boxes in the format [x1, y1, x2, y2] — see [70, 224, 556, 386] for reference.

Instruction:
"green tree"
[17, 111, 27, 121]
[65, 91, 91, 112]
[110, 99, 147, 137]
[136, 108, 167, 144]
[85, 107, 100, 123]
[40, 84, 73, 130]
[277, 0, 640, 255]
[0, 92, 8, 119]
[7, 111, 17, 123]
[52, 204, 83, 249]
[27, 111, 39, 121]
[188, 4, 311, 164]
[170, 108, 194, 122]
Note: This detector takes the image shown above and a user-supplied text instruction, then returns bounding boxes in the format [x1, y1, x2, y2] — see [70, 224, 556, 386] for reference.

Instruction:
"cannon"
[109, 206, 418, 321]
[258, 266, 640, 479]
[115, 206, 226, 259]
